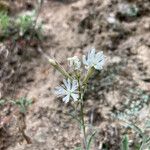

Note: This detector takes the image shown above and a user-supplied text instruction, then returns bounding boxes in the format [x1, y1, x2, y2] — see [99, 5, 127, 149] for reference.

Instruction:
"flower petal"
[62, 94, 70, 103]
[95, 51, 103, 63]
[63, 79, 68, 89]
[54, 78, 79, 103]
[71, 93, 79, 101]
[71, 80, 78, 91]
[88, 48, 95, 61]
[67, 79, 71, 90]
[54, 86, 67, 96]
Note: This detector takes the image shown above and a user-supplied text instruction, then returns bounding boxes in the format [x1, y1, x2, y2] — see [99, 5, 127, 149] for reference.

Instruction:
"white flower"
[54, 79, 79, 103]
[67, 56, 81, 70]
[83, 48, 105, 70]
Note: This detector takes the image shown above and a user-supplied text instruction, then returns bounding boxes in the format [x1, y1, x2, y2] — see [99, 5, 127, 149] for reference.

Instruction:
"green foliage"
[0, 11, 10, 36]
[0, 99, 5, 106]
[87, 131, 96, 150]
[117, 109, 150, 150]
[74, 147, 82, 150]
[11, 97, 32, 114]
[17, 14, 35, 36]
[16, 12, 43, 38]
[125, 5, 139, 17]
[114, 87, 150, 150]
[0, 11, 43, 41]
[121, 135, 129, 150]
[115, 88, 150, 121]
[119, 4, 139, 18]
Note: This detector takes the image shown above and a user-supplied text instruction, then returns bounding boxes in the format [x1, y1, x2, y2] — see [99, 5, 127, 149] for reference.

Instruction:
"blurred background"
[0, 0, 150, 149]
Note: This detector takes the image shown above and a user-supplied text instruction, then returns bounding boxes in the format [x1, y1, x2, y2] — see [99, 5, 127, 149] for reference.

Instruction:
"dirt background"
[0, 0, 150, 150]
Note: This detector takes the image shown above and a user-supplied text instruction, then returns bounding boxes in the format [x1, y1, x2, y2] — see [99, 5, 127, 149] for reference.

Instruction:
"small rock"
[137, 45, 150, 74]
[144, 23, 150, 30]
[105, 91, 120, 106]
[107, 13, 117, 24]
[111, 56, 121, 64]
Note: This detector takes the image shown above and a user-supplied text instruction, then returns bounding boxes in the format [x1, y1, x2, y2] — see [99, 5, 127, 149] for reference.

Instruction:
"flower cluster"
[68, 56, 81, 70]
[54, 48, 106, 103]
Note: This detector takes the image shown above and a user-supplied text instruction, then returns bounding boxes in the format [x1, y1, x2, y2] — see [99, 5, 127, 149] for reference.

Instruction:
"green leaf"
[145, 120, 150, 128]
[0, 99, 5, 106]
[121, 135, 129, 150]
[11, 97, 32, 114]
[0, 11, 10, 35]
[74, 146, 82, 150]
[87, 131, 96, 150]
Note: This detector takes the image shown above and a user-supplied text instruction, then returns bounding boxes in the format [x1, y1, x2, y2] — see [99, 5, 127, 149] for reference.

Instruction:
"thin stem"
[77, 76, 87, 150]
[83, 67, 95, 86]
[80, 100, 87, 150]
[19, 113, 32, 144]
[77, 67, 95, 150]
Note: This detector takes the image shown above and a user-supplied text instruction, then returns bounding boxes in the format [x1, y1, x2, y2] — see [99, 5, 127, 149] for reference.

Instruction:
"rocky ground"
[0, 0, 150, 150]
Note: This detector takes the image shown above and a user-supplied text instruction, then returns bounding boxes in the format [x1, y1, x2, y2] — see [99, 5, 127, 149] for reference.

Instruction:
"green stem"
[78, 67, 95, 150]
[77, 75, 87, 150]
[80, 100, 87, 150]
[83, 67, 95, 86]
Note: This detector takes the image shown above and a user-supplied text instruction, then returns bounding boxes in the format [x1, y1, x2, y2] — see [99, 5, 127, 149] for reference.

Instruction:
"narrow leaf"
[87, 131, 96, 150]
[121, 135, 129, 150]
